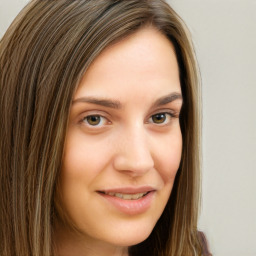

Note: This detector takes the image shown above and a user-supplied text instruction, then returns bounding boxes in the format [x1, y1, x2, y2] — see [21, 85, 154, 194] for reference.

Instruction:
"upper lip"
[97, 186, 156, 194]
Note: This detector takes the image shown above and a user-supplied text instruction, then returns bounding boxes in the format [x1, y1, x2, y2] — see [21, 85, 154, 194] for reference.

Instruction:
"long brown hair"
[0, 1, 202, 255]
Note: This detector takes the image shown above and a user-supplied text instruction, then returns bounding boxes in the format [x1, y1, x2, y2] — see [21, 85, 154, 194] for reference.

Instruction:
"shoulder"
[197, 231, 212, 256]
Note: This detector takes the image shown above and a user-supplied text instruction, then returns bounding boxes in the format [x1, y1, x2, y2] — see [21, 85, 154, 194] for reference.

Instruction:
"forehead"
[75, 26, 181, 100]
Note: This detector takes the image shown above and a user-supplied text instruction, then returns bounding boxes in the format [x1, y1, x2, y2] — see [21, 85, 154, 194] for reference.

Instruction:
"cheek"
[155, 131, 182, 184]
[62, 130, 112, 179]
[151, 130, 182, 220]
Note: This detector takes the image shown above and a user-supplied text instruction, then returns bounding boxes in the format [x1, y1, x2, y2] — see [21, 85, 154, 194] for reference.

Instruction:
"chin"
[105, 224, 154, 247]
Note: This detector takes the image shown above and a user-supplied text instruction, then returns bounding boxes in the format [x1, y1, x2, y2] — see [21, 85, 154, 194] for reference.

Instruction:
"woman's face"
[57, 27, 182, 254]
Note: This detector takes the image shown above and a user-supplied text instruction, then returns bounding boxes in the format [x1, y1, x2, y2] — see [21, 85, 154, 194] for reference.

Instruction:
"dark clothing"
[198, 231, 212, 256]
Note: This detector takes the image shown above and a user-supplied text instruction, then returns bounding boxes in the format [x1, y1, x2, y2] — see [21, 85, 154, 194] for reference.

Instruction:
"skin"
[54, 26, 183, 256]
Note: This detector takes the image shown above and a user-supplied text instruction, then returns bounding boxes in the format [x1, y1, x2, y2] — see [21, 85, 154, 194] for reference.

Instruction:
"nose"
[113, 126, 154, 176]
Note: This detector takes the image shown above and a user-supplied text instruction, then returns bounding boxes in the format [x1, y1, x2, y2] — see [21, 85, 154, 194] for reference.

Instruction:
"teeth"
[105, 192, 148, 200]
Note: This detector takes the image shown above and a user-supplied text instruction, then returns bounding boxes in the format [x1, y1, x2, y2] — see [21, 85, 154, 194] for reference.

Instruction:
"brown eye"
[151, 113, 167, 124]
[85, 115, 102, 126]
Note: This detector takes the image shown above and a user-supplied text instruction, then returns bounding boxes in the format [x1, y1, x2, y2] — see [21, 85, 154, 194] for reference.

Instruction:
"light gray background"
[1, 1, 255, 255]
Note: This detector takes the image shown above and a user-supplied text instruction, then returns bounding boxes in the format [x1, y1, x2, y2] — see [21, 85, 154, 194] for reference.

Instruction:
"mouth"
[97, 187, 155, 215]
[98, 191, 150, 200]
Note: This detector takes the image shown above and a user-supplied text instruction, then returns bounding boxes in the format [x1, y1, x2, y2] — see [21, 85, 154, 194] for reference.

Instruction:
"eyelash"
[81, 111, 176, 128]
[82, 115, 109, 127]
[147, 112, 175, 125]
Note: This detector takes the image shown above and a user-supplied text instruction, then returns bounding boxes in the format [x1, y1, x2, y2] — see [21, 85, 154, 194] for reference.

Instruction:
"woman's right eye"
[82, 115, 108, 127]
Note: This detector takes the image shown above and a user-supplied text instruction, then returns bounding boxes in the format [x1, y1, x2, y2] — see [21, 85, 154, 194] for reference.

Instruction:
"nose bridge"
[113, 122, 154, 175]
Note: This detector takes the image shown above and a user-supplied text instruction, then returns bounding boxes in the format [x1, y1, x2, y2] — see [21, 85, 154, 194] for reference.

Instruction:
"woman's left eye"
[82, 115, 108, 127]
[148, 113, 173, 125]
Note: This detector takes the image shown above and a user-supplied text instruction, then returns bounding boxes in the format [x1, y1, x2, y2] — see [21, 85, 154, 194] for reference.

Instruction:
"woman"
[0, 0, 211, 255]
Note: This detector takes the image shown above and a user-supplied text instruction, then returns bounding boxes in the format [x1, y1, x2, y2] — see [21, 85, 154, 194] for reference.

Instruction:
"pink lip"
[100, 186, 155, 194]
[97, 186, 156, 215]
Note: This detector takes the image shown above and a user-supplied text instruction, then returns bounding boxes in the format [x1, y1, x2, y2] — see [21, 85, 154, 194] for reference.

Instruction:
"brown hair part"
[0, 1, 202, 255]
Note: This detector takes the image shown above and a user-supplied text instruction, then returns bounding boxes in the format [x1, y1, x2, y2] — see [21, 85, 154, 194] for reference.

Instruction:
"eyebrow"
[151, 92, 183, 108]
[72, 97, 122, 109]
[72, 92, 183, 109]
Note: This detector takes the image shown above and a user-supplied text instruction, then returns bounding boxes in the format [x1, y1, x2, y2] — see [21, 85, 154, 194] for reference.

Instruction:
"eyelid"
[146, 109, 180, 125]
[80, 112, 111, 128]
[148, 112, 172, 124]
[148, 108, 177, 118]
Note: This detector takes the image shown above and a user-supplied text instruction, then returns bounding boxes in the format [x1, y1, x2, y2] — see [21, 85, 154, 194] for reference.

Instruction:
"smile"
[97, 188, 155, 215]
[101, 191, 149, 200]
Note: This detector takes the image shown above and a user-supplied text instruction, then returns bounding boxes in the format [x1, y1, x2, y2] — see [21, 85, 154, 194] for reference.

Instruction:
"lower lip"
[98, 191, 155, 215]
